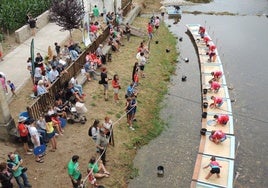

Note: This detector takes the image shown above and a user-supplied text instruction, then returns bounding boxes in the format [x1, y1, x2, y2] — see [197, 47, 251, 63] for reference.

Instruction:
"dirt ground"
[0, 1, 177, 187]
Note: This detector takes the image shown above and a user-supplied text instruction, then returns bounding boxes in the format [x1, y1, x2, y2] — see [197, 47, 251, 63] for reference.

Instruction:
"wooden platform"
[187, 24, 235, 188]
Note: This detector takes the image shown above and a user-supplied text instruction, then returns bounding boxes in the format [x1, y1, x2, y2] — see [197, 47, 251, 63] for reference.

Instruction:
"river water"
[129, 1, 268, 188]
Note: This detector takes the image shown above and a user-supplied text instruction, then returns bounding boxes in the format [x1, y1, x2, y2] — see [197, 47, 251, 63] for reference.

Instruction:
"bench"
[76, 43, 112, 86]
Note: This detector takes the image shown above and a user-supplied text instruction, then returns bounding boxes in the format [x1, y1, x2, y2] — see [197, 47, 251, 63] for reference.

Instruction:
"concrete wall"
[15, 10, 50, 44]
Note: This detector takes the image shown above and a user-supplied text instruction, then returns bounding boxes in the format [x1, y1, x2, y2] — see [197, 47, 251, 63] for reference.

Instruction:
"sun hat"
[18, 116, 27, 123]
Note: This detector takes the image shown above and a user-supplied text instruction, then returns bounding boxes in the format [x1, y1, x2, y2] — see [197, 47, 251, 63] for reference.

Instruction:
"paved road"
[0, 23, 70, 102]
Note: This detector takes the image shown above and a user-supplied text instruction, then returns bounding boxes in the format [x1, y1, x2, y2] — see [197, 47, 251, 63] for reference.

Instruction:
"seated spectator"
[214, 114, 229, 125]
[61, 45, 70, 60]
[69, 76, 84, 96]
[106, 12, 113, 25]
[108, 37, 119, 52]
[66, 82, 84, 103]
[55, 89, 67, 104]
[37, 80, 48, 96]
[209, 80, 221, 93]
[209, 130, 227, 144]
[70, 49, 79, 61]
[87, 156, 110, 178]
[54, 101, 68, 119]
[210, 96, 224, 108]
[48, 66, 59, 83]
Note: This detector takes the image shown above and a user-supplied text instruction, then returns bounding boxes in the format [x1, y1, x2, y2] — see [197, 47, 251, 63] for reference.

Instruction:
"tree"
[50, 0, 85, 37]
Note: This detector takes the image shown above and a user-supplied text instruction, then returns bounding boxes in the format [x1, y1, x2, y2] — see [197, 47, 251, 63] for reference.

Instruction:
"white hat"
[38, 80, 44, 85]
[18, 116, 27, 122]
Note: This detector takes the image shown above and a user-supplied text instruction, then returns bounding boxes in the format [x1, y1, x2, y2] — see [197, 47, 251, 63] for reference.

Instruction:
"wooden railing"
[27, 24, 111, 119]
[27, 3, 132, 119]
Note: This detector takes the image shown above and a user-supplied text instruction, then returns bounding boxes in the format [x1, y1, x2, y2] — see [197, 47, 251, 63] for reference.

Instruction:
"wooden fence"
[27, 24, 111, 119]
[27, 3, 132, 120]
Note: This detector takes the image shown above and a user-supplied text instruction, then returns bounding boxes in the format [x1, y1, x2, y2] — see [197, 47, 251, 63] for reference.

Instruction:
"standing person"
[45, 115, 57, 152]
[0, 162, 14, 188]
[54, 42, 61, 57]
[147, 22, 153, 40]
[28, 120, 45, 163]
[7, 152, 32, 188]
[93, 5, 100, 20]
[112, 74, 120, 103]
[0, 43, 4, 61]
[154, 16, 160, 32]
[89, 119, 100, 142]
[0, 74, 8, 93]
[125, 23, 131, 41]
[102, 116, 113, 144]
[137, 52, 147, 78]
[125, 97, 135, 130]
[68, 155, 82, 188]
[100, 67, 109, 101]
[96, 128, 109, 165]
[17, 116, 32, 155]
[27, 14, 37, 36]
[7, 80, 16, 96]
[131, 94, 138, 122]
[203, 156, 222, 179]
[132, 62, 139, 83]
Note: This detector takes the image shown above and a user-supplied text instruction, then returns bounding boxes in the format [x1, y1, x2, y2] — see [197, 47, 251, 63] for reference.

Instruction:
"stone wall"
[15, 10, 50, 44]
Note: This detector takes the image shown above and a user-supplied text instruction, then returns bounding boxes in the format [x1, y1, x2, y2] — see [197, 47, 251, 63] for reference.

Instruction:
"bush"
[0, 0, 52, 32]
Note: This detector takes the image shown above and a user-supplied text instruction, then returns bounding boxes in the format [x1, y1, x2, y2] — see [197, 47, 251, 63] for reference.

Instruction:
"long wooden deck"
[186, 24, 235, 188]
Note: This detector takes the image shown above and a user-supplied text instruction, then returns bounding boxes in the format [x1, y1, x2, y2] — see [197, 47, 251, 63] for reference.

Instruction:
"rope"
[82, 104, 137, 186]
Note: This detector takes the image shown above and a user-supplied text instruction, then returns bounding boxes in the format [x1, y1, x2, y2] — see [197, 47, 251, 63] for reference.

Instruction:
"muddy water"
[129, 1, 268, 188]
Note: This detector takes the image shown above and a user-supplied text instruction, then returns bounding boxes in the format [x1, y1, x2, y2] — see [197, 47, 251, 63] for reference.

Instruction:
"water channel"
[129, 1, 268, 187]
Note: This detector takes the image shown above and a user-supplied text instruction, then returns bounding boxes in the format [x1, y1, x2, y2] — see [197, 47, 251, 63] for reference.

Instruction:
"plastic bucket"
[157, 166, 164, 177]
[202, 112, 207, 119]
[200, 128, 207, 136]
[203, 89, 208, 94]
[203, 102, 208, 109]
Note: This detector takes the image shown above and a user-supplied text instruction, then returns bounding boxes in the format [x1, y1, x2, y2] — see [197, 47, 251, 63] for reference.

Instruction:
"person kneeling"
[209, 130, 227, 144]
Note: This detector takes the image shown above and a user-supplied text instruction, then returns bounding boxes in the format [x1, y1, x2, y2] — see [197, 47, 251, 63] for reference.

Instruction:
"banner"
[30, 39, 35, 77]
[82, 13, 91, 47]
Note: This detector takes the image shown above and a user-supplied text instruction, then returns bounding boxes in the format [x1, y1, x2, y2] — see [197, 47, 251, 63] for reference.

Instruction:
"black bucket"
[166, 49, 170, 53]
[203, 102, 208, 109]
[155, 41, 159, 44]
[181, 75, 187, 82]
[157, 166, 164, 177]
[202, 112, 207, 119]
[200, 128, 207, 136]
[179, 37, 183, 42]
[203, 89, 208, 94]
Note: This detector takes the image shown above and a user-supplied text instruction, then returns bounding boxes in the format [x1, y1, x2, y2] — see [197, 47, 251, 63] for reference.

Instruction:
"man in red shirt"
[17, 116, 33, 155]
[211, 71, 223, 81]
[210, 96, 224, 108]
[209, 80, 221, 93]
[198, 26, 205, 38]
[147, 22, 153, 40]
[209, 130, 227, 144]
[214, 114, 229, 125]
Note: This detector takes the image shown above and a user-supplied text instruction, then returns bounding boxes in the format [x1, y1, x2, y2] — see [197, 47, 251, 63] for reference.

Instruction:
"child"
[203, 156, 222, 179]
[7, 80, 16, 96]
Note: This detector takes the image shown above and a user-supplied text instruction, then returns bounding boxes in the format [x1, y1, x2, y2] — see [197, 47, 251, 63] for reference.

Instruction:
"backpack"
[88, 126, 93, 137]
